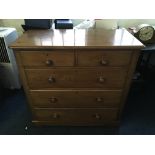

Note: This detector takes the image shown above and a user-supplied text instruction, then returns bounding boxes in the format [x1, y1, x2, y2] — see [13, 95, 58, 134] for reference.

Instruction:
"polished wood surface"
[10, 28, 143, 49]
[20, 50, 74, 67]
[25, 68, 127, 89]
[33, 108, 118, 125]
[30, 90, 122, 108]
[11, 28, 144, 126]
[77, 49, 132, 67]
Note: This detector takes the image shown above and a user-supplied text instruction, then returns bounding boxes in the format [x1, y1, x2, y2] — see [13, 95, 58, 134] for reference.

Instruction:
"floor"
[0, 73, 155, 135]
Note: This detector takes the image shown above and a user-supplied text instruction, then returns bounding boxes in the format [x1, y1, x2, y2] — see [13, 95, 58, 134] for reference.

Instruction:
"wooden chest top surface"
[10, 28, 144, 50]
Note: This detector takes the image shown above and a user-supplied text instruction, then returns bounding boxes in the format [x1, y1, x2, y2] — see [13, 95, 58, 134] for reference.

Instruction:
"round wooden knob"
[100, 60, 108, 66]
[45, 60, 53, 66]
[94, 113, 101, 120]
[48, 77, 55, 83]
[96, 97, 103, 102]
[49, 97, 57, 103]
[52, 113, 60, 119]
[99, 77, 105, 83]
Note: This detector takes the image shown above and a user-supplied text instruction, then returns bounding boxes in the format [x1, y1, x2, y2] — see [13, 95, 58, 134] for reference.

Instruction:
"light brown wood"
[10, 28, 144, 126]
[10, 29, 143, 50]
[77, 49, 132, 67]
[30, 90, 122, 108]
[33, 108, 118, 125]
[25, 68, 127, 89]
[20, 50, 74, 67]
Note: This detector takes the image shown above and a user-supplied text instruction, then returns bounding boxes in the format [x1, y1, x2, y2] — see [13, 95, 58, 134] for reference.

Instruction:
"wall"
[0, 19, 24, 36]
[72, 19, 155, 29]
[95, 19, 118, 29]
[1, 19, 155, 36]
[71, 19, 85, 26]
[95, 19, 155, 29]
[0, 20, 2, 26]
[118, 19, 155, 28]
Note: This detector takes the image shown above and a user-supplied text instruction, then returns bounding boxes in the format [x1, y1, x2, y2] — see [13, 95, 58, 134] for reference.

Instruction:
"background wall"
[118, 19, 155, 28]
[72, 19, 155, 29]
[0, 19, 24, 36]
[71, 19, 85, 26]
[1, 19, 155, 36]
[0, 19, 155, 35]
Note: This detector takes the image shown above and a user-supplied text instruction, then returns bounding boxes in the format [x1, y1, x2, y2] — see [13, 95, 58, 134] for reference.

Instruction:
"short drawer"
[77, 50, 132, 67]
[33, 108, 118, 125]
[25, 68, 127, 89]
[30, 90, 122, 108]
[20, 50, 74, 67]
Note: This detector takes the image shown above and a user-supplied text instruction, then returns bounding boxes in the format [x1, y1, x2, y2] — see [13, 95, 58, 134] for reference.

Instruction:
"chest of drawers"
[10, 28, 144, 126]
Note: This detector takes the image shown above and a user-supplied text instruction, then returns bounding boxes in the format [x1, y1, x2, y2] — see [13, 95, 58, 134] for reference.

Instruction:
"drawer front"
[33, 108, 118, 125]
[77, 50, 132, 67]
[25, 68, 127, 89]
[30, 90, 122, 108]
[20, 50, 74, 67]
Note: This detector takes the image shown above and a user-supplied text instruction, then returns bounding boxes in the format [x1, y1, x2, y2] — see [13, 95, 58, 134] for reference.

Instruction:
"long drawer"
[30, 90, 122, 108]
[25, 68, 127, 89]
[33, 108, 118, 125]
[77, 50, 132, 67]
[20, 50, 75, 67]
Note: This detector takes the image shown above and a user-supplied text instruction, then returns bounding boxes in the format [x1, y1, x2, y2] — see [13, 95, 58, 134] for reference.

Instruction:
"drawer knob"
[52, 113, 60, 119]
[100, 60, 108, 66]
[94, 113, 101, 120]
[48, 77, 55, 83]
[45, 60, 53, 66]
[96, 97, 104, 102]
[49, 97, 57, 103]
[98, 76, 105, 83]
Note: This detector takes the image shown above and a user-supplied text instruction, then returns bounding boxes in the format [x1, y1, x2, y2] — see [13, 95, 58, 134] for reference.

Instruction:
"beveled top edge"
[10, 28, 144, 50]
